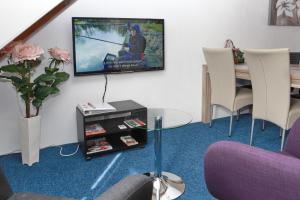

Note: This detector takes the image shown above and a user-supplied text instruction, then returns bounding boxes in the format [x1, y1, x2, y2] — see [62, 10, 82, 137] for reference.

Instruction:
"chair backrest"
[244, 49, 290, 129]
[203, 48, 236, 111]
[290, 52, 300, 64]
[0, 167, 13, 200]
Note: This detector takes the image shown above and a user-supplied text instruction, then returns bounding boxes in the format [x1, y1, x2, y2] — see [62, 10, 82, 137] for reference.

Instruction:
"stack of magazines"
[124, 119, 146, 128]
[85, 123, 106, 137]
[120, 135, 138, 146]
[78, 102, 116, 115]
[86, 138, 112, 154]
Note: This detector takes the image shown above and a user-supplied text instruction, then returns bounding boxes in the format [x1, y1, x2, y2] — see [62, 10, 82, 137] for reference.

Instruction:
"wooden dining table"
[201, 64, 300, 123]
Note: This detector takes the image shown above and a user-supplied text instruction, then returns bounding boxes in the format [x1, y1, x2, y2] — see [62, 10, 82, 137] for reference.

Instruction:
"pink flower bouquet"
[0, 42, 70, 118]
[11, 43, 44, 63]
[48, 47, 70, 62]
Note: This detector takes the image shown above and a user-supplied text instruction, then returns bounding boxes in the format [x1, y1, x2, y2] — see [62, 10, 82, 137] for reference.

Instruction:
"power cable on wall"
[102, 74, 108, 103]
[60, 74, 108, 157]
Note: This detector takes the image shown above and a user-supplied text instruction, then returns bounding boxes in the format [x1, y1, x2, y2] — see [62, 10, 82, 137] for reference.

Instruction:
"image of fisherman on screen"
[118, 24, 146, 63]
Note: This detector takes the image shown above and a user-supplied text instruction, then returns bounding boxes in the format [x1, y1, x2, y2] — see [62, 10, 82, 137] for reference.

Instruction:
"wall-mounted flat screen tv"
[72, 17, 164, 76]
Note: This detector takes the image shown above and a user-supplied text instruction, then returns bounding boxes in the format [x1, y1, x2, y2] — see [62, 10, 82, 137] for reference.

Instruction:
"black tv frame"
[72, 17, 165, 76]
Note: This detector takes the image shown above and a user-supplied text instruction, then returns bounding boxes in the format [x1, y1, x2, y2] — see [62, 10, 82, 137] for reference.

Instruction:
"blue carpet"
[0, 114, 281, 200]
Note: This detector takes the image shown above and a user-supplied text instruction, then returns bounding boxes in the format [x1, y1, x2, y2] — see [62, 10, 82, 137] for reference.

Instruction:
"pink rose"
[48, 47, 70, 62]
[11, 43, 44, 63]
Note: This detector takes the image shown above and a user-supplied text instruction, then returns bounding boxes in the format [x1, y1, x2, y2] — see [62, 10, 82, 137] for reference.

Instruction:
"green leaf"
[45, 67, 59, 74]
[0, 64, 28, 75]
[8, 76, 22, 83]
[53, 72, 70, 85]
[35, 86, 51, 99]
[50, 86, 60, 95]
[55, 72, 70, 80]
[19, 83, 32, 94]
[35, 86, 59, 100]
[18, 92, 32, 103]
[7, 76, 24, 89]
[0, 64, 17, 72]
[32, 98, 43, 108]
[34, 74, 56, 83]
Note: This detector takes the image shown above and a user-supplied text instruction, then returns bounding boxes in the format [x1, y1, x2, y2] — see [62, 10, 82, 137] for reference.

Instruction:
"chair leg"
[250, 119, 255, 146]
[209, 105, 214, 128]
[236, 110, 240, 121]
[229, 112, 234, 137]
[280, 129, 286, 151]
[279, 128, 282, 137]
[261, 120, 265, 131]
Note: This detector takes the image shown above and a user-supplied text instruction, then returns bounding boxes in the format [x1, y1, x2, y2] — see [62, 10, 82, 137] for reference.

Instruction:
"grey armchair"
[204, 117, 300, 200]
[96, 174, 153, 200]
[0, 168, 153, 200]
[0, 168, 13, 200]
[0, 167, 72, 200]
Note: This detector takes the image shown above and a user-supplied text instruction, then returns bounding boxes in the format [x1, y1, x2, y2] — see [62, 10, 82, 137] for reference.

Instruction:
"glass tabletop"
[139, 108, 193, 131]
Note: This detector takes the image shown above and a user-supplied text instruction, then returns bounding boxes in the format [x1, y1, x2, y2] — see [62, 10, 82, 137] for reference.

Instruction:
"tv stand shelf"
[76, 100, 147, 160]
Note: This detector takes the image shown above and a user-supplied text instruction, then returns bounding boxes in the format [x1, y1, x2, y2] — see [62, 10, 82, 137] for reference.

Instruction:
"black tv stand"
[76, 100, 147, 160]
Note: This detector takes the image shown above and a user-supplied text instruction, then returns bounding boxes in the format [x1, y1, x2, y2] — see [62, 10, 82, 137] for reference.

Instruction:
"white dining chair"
[203, 48, 253, 136]
[245, 48, 300, 150]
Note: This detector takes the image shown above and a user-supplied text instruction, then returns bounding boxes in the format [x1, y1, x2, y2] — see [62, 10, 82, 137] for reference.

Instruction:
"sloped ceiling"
[0, 0, 75, 56]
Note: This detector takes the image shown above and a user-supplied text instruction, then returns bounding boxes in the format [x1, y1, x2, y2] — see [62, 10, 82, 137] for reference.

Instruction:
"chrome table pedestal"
[145, 116, 185, 200]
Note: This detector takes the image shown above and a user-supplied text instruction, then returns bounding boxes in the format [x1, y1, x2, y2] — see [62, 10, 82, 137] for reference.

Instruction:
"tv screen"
[72, 17, 164, 76]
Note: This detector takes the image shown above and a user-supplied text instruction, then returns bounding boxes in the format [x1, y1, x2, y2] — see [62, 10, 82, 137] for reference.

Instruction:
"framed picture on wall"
[269, 0, 300, 26]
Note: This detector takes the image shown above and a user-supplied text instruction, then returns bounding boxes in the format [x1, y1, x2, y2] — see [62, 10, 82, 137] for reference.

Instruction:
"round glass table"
[138, 108, 193, 200]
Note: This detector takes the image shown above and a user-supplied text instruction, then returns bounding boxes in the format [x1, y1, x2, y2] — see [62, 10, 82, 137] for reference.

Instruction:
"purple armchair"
[204, 118, 300, 200]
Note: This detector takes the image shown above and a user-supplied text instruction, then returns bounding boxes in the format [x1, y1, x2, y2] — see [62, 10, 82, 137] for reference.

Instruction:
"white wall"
[0, 0, 63, 49]
[1, 0, 300, 155]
